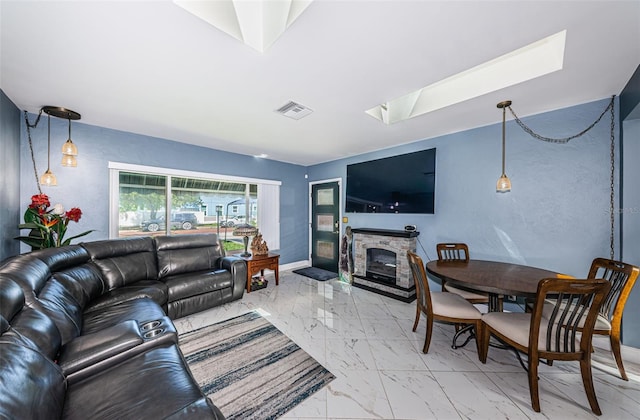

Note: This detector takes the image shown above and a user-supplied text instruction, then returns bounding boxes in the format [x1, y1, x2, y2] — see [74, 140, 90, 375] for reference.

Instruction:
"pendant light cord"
[609, 99, 615, 260]
[506, 96, 617, 259]
[24, 110, 43, 195]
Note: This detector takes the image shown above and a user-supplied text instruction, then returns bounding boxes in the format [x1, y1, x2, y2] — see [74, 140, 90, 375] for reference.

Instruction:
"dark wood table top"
[426, 259, 571, 298]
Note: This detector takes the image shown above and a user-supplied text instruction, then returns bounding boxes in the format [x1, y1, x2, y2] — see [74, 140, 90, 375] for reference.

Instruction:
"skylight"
[366, 30, 567, 124]
[174, 0, 313, 53]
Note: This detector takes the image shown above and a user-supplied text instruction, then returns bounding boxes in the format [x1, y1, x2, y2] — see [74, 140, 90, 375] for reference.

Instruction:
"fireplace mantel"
[351, 228, 419, 238]
[351, 228, 418, 302]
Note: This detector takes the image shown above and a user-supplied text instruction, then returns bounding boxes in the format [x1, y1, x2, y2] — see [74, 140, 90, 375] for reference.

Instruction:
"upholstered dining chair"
[407, 251, 483, 356]
[436, 243, 492, 306]
[583, 258, 639, 381]
[480, 277, 611, 415]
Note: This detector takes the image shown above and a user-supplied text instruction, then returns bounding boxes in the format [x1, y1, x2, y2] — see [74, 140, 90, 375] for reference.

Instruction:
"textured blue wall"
[620, 65, 640, 347]
[19, 118, 309, 265]
[309, 98, 618, 277]
[0, 91, 21, 262]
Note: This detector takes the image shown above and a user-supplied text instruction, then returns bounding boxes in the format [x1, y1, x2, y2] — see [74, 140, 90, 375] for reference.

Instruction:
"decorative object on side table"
[233, 223, 258, 257]
[251, 276, 269, 291]
[16, 193, 94, 249]
[250, 231, 269, 256]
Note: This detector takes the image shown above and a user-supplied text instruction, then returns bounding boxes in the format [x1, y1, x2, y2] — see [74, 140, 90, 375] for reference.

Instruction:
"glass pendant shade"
[62, 139, 78, 156]
[496, 174, 511, 192]
[40, 169, 57, 186]
[61, 154, 77, 167]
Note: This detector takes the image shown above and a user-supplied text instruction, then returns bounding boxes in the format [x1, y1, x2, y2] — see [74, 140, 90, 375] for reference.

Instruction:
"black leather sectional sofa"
[0, 233, 247, 419]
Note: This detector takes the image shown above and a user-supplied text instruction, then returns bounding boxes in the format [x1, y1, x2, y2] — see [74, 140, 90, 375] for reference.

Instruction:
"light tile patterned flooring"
[173, 271, 640, 420]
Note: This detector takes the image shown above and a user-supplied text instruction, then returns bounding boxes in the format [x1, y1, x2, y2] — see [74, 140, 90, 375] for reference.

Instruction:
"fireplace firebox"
[366, 248, 397, 284]
[351, 228, 418, 302]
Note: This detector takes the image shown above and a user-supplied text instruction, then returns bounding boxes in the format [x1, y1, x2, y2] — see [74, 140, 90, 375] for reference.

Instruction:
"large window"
[109, 162, 280, 251]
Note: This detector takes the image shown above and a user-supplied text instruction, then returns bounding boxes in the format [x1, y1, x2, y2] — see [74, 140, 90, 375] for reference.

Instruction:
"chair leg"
[412, 305, 420, 332]
[610, 333, 628, 381]
[479, 323, 490, 363]
[474, 321, 483, 359]
[423, 317, 434, 354]
[528, 355, 541, 412]
[580, 358, 602, 415]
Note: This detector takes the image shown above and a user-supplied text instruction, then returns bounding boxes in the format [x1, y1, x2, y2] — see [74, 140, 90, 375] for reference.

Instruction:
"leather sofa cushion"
[82, 297, 166, 335]
[165, 270, 232, 302]
[82, 237, 159, 289]
[33, 245, 90, 272]
[155, 234, 223, 279]
[0, 277, 24, 329]
[84, 280, 167, 313]
[0, 342, 66, 420]
[166, 288, 232, 320]
[0, 278, 61, 358]
[62, 344, 218, 420]
[0, 254, 51, 299]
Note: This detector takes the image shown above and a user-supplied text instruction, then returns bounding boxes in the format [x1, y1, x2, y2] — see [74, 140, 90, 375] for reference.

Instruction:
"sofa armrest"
[218, 256, 247, 299]
[58, 317, 177, 383]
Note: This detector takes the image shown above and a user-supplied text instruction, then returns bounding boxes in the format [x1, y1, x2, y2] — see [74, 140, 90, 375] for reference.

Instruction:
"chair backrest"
[407, 251, 432, 314]
[436, 243, 469, 262]
[530, 278, 610, 354]
[587, 258, 639, 324]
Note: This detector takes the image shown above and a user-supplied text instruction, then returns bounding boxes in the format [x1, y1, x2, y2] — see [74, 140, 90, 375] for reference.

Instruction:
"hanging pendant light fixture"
[40, 106, 81, 168]
[39, 114, 57, 187]
[61, 116, 78, 167]
[496, 100, 512, 193]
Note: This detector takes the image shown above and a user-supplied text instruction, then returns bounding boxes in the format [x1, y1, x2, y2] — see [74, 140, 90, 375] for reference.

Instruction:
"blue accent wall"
[310, 98, 618, 275]
[310, 97, 640, 347]
[18, 117, 309, 265]
[620, 64, 640, 347]
[0, 90, 21, 262]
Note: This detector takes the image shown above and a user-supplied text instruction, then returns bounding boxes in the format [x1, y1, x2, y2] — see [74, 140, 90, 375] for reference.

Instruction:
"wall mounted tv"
[345, 148, 436, 214]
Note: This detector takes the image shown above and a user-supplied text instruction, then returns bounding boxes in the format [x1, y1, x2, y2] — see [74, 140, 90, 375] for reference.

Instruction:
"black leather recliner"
[0, 233, 247, 419]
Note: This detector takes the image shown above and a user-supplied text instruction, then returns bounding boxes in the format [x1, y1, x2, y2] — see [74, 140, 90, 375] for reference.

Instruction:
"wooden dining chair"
[527, 257, 639, 380]
[584, 258, 639, 381]
[480, 277, 611, 415]
[407, 251, 483, 356]
[436, 243, 492, 306]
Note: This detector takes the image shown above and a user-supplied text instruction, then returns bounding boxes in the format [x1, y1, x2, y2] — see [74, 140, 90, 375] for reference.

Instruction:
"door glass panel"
[317, 188, 334, 205]
[316, 214, 334, 232]
[316, 240, 334, 259]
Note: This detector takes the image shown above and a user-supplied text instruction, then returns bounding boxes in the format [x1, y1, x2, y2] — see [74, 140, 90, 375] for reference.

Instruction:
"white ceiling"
[1, 1, 639, 166]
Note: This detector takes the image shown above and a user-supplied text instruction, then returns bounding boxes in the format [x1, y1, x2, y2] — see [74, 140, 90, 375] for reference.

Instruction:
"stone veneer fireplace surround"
[351, 228, 418, 302]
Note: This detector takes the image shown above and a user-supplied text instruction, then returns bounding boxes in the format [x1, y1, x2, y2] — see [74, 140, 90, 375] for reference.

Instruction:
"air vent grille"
[275, 101, 313, 120]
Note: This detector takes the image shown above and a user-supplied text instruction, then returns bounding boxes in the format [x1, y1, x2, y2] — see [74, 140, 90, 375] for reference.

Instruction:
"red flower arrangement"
[17, 193, 94, 249]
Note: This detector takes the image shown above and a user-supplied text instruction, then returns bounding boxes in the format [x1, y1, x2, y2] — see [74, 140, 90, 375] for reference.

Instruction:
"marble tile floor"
[173, 271, 640, 420]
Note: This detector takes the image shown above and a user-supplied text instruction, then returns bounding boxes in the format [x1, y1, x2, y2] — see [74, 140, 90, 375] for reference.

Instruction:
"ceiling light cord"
[24, 110, 44, 195]
[507, 95, 615, 144]
[507, 96, 617, 260]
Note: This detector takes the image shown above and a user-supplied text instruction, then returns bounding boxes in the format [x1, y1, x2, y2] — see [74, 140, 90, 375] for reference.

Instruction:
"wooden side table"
[243, 252, 279, 293]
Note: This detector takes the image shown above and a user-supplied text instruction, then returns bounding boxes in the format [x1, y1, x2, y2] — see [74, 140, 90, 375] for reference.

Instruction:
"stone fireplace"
[351, 228, 418, 302]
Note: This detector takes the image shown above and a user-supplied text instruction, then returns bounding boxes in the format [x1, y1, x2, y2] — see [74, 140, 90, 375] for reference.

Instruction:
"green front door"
[311, 181, 340, 272]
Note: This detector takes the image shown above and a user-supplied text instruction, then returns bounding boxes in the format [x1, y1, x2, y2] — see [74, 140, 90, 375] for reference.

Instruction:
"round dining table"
[425, 259, 570, 312]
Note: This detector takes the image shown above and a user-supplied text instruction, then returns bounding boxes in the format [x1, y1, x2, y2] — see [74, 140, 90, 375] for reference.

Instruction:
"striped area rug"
[179, 311, 335, 420]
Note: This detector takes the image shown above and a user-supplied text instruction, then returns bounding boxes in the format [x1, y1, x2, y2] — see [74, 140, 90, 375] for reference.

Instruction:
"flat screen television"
[345, 148, 436, 214]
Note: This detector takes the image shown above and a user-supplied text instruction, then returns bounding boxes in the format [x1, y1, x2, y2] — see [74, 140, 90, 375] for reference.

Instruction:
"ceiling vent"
[276, 101, 313, 120]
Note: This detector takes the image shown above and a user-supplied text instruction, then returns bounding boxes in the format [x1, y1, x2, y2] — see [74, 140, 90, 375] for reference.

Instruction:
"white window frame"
[108, 162, 281, 249]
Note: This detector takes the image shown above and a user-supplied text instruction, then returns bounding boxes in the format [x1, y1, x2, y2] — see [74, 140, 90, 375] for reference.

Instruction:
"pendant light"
[61, 116, 78, 167]
[39, 114, 57, 187]
[496, 100, 512, 193]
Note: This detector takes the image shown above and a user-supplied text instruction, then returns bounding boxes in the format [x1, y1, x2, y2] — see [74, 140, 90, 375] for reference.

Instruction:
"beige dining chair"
[581, 258, 639, 380]
[480, 277, 611, 415]
[407, 251, 483, 356]
[527, 257, 639, 381]
[436, 243, 493, 306]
